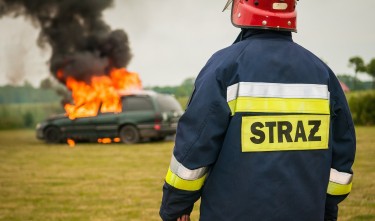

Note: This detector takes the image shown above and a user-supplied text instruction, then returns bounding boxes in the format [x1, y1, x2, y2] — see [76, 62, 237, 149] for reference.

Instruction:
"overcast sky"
[0, 0, 374, 87]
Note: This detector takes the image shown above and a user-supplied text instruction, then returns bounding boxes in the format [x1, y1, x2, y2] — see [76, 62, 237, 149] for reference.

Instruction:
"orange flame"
[96, 137, 121, 144]
[61, 68, 142, 119]
[67, 138, 76, 147]
[98, 138, 112, 144]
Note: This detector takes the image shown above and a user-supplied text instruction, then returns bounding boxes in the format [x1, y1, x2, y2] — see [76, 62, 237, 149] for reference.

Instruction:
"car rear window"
[122, 96, 154, 112]
[156, 94, 182, 112]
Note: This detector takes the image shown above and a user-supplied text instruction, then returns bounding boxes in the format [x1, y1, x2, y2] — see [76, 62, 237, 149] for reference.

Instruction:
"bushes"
[0, 86, 62, 104]
[347, 90, 375, 125]
[0, 103, 64, 130]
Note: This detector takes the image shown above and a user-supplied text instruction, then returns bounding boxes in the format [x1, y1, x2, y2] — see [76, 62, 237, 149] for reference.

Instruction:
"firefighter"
[160, 1, 356, 220]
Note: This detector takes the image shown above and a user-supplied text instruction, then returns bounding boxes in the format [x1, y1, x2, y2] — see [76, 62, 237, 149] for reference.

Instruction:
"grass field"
[0, 127, 374, 221]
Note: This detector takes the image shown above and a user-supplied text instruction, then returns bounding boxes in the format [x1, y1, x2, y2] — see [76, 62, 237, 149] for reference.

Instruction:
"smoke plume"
[0, 0, 132, 83]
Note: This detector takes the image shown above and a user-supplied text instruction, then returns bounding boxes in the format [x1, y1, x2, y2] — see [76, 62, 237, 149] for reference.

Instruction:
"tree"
[366, 58, 375, 89]
[23, 80, 34, 89]
[348, 56, 366, 90]
[177, 77, 195, 97]
[39, 77, 53, 89]
[23, 111, 34, 128]
[181, 78, 195, 87]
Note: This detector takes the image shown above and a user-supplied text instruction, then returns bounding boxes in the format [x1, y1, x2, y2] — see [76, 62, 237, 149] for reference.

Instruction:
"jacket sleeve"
[159, 60, 231, 221]
[325, 74, 356, 221]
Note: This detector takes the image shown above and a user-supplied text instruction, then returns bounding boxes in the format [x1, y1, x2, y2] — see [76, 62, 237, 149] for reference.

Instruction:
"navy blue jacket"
[160, 30, 356, 221]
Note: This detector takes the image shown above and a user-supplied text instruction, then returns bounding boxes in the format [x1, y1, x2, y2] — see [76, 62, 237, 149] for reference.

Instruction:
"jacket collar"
[233, 28, 293, 44]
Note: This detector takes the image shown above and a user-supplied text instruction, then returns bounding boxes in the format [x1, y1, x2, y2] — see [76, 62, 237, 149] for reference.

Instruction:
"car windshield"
[156, 94, 182, 112]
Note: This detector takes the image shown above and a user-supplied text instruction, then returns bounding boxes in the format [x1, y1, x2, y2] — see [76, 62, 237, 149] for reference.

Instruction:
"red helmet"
[224, 0, 297, 32]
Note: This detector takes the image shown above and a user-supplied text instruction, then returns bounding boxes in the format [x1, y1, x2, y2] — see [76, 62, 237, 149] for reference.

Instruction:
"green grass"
[339, 126, 375, 220]
[0, 127, 374, 220]
[0, 130, 173, 221]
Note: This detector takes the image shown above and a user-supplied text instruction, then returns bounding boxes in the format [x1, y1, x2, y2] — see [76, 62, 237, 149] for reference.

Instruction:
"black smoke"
[0, 0, 132, 83]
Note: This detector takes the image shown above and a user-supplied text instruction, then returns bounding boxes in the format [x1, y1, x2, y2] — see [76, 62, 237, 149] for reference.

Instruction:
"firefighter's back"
[199, 30, 332, 221]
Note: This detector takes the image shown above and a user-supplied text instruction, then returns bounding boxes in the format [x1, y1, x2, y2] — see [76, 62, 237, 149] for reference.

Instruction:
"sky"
[0, 0, 374, 88]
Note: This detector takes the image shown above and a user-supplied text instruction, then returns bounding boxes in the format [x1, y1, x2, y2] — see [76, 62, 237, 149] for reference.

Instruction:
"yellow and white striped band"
[227, 82, 330, 115]
[327, 168, 353, 195]
[165, 155, 208, 191]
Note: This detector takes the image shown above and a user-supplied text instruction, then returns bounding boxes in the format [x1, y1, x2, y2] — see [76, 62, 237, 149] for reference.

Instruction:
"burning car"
[36, 90, 183, 144]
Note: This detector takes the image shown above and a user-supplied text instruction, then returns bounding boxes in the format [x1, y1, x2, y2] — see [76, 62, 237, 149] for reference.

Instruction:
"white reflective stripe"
[227, 82, 329, 102]
[227, 83, 239, 102]
[169, 155, 208, 181]
[329, 168, 353, 185]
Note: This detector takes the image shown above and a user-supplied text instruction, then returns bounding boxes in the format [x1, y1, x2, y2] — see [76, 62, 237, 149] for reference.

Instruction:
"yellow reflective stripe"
[228, 97, 330, 115]
[228, 99, 237, 115]
[327, 181, 352, 196]
[165, 167, 207, 191]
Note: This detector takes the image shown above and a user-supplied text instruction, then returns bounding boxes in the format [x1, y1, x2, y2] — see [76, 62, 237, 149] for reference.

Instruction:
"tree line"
[0, 82, 61, 104]
[148, 78, 195, 98]
[347, 56, 375, 90]
[0, 77, 195, 105]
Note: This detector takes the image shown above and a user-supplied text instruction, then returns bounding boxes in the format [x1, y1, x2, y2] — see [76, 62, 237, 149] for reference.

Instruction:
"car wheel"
[119, 125, 140, 144]
[44, 126, 62, 143]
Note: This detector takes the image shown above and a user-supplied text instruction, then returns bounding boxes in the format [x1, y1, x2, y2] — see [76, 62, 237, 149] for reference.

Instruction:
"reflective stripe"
[227, 82, 330, 115]
[165, 167, 207, 191]
[327, 181, 352, 195]
[329, 168, 353, 185]
[228, 97, 330, 115]
[169, 155, 207, 180]
[327, 168, 353, 196]
[227, 82, 329, 102]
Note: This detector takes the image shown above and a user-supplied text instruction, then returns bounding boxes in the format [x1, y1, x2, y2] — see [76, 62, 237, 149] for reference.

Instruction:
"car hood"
[46, 113, 68, 121]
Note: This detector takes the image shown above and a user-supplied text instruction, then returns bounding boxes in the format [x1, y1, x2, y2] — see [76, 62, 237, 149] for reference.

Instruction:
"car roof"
[118, 90, 158, 97]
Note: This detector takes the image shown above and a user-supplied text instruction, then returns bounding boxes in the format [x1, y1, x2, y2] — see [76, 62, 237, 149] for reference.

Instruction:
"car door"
[66, 116, 96, 140]
[91, 109, 120, 138]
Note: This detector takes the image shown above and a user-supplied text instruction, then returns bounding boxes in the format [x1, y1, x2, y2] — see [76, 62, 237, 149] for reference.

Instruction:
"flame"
[97, 137, 120, 144]
[98, 138, 112, 144]
[67, 138, 75, 147]
[62, 68, 142, 119]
